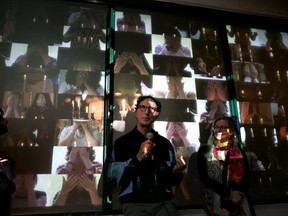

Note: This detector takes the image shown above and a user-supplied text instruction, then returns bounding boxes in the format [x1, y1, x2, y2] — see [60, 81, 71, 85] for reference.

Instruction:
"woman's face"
[213, 119, 233, 143]
[75, 72, 87, 86]
[36, 94, 46, 107]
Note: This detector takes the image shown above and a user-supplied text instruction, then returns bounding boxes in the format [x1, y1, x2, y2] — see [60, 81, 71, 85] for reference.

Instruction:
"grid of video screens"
[227, 25, 288, 201]
[0, 0, 107, 212]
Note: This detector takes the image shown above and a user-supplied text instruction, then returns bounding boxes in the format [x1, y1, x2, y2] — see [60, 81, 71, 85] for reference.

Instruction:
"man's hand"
[136, 139, 155, 161]
[172, 155, 187, 174]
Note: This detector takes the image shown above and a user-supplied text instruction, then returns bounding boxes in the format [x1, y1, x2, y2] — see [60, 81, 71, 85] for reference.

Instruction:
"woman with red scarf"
[197, 116, 255, 216]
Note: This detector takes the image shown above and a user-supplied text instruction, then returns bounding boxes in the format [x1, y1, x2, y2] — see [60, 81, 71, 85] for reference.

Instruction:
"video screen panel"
[111, 9, 231, 209]
[227, 25, 288, 201]
[0, 0, 107, 214]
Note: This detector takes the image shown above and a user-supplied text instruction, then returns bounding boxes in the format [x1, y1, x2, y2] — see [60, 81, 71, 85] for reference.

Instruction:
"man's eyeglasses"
[213, 125, 230, 131]
[137, 105, 158, 113]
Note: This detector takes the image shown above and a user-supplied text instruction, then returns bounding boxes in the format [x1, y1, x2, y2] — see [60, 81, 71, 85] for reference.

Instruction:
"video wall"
[0, 0, 288, 215]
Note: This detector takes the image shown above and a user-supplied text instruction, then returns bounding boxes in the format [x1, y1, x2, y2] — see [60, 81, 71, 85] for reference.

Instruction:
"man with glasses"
[109, 95, 186, 216]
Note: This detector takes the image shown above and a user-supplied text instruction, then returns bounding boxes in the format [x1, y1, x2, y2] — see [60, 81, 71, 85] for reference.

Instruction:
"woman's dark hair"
[31, 93, 54, 108]
[135, 95, 162, 112]
[163, 25, 181, 38]
[123, 12, 142, 24]
[27, 37, 49, 54]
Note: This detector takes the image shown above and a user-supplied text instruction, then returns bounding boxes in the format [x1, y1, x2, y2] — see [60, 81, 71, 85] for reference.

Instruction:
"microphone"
[145, 132, 154, 160]
[146, 132, 153, 140]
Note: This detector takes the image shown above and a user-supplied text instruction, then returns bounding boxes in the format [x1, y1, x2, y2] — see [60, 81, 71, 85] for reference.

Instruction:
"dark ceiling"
[157, 0, 288, 20]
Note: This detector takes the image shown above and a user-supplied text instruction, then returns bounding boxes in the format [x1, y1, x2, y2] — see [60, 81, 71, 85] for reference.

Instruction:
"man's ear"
[153, 112, 160, 118]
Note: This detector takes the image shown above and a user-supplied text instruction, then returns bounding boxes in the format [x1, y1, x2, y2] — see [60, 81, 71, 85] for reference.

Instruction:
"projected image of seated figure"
[2, 92, 25, 119]
[240, 102, 273, 125]
[53, 147, 102, 206]
[114, 11, 152, 96]
[227, 25, 258, 61]
[153, 23, 194, 92]
[153, 76, 196, 99]
[198, 79, 228, 123]
[200, 100, 229, 123]
[154, 24, 192, 75]
[242, 62, 259, 83]
[63, 7, 106, 49]
[10, 37, 58, 93]
[0, 108, 14, 146]
[17, 93, 56, 147]
[58, 118, 101, 147]
[165, 122, 196, 148]
[155, 25, 191, 57]
[153, 25, 196, 121]
[116, 11, 146, 33]
[58, 52, 104, 96]
[11, 174, 47, 208]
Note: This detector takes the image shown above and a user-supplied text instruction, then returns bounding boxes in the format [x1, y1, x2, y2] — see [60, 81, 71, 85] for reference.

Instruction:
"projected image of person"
[18, 93, 56, 147]
[227, 26, 258, 61]
[58, 52, 104, 96]
[153, 24, 192, 77]
[56, 147, 102, 175]
[200, 100, 229, 123]
[116, 12, 146, 33]
[240, 102, 273, 125]
[53, 147, 102, 206]
[10, 37, 58, 93]
[1, 0, 17, 43]
[153, 26, 197, 122]
[153, 76, 196, 100]
[11, 174, 47, 208]
[0, 108, 14, 146]
[155, 25, 191, 58]
[25, 93, 55, 120]
[114, 52, 152, 96]
[189, 21, 224, 78]
[58, 119, 101, 147]
[58, 70, 104, 96]
[114, 11, 152, 96]
[2, 92, 24, 119]
[197, 116, 255, 216]
[241, 62, 259, 83]
[63, 7, 106, 49]
[166, 121, 196, 148]
[165, 121, 196, 203]
[195, 58, 224, 77]
[197, 79, 228, 123]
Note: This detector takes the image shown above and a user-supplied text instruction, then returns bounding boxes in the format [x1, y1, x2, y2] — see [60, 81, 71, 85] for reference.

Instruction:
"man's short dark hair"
[135, 95, 161, 112]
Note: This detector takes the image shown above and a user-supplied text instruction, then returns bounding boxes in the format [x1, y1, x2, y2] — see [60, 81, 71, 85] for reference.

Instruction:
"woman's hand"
[78, 147, 93, 170]
[68, 147, 79, 164]
[61, 175, 79, 194]
[219, 208, 230, 216]
[129, 52, 149, 75]
[114, 52, 129, 73]
[230, 190, 245, 203]
[78, 174, 102, 205]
